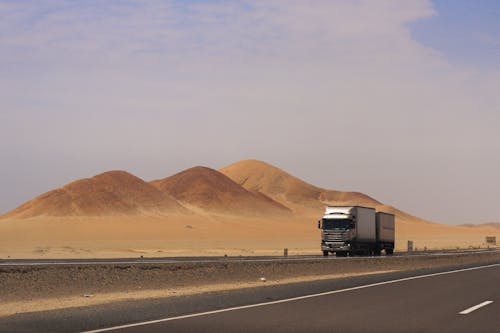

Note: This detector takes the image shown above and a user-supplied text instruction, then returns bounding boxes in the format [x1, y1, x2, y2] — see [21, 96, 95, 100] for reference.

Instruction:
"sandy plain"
[0, 215, 498, 259]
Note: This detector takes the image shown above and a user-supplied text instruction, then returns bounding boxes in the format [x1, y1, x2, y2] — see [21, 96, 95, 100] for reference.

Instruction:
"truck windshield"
[322, 219, 353, 230]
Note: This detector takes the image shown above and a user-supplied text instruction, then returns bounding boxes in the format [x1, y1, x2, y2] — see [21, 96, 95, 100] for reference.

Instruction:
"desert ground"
[0, 160, 498, 259]
[0, 215, 498, 259]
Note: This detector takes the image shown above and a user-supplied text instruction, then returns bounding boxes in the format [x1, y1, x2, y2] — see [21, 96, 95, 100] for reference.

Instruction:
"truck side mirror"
[317, 220, 321, 229]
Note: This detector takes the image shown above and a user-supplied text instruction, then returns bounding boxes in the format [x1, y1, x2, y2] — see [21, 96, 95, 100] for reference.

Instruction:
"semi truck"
[317, 206, 395, 257]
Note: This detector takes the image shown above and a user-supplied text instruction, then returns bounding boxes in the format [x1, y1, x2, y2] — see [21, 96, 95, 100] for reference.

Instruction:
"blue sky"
[411, 0, 500, 69]
[0, 0, 499, 225]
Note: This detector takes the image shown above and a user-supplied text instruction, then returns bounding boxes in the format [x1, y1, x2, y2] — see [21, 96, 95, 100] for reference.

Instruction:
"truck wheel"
[323, 250, 329, 256]
[374, 249, 381, 256]
[386, 248, 394, 256]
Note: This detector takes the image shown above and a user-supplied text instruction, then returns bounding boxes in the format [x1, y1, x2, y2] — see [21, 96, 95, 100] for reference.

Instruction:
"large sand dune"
[219, 160, 424, 226]
[220, 160, 380, 215]
[150, 166, 290, 216]
[0, 160, 497, 258]
[4, 171, 187, 218]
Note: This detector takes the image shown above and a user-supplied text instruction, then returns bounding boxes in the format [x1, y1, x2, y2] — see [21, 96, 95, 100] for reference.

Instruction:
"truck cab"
[318, 206, 367, 256]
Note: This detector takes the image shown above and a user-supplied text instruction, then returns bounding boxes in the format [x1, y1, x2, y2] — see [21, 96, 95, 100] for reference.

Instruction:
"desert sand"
[0, 160, 497, 258]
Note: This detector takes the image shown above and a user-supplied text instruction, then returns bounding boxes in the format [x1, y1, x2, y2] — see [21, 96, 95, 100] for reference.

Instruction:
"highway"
[1, 261, 498, 333]
[0, 248, 496, 266]
[86, 263, 500, 333]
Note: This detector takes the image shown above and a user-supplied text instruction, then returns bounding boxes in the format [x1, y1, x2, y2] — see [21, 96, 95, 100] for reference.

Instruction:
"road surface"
[86, 263, 500, 333]
[0, 248, 496, 266]
[1, 262, 498, 333]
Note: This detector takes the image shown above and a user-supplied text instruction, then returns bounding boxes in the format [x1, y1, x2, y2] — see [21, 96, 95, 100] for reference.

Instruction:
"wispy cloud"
[0, 0, 499, 224]
[1, 1, 437, 63]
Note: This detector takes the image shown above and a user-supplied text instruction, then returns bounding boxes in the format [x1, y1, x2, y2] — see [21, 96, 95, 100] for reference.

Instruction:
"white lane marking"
[459, 301, 494, 315]
[82, 263, 500, 333]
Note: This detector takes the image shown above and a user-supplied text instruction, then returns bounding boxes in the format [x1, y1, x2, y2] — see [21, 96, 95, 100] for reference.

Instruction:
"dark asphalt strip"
[116, 264, 499, 333]
[0, 249, 496, 266]
[0, 261, 498, 333]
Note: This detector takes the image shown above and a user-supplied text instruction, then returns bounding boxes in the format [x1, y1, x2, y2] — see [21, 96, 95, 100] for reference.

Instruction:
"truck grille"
[322, 229, 347, 243]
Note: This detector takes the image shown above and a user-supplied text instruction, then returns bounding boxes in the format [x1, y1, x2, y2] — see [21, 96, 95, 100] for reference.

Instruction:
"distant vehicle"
[317, 206, 395, 257]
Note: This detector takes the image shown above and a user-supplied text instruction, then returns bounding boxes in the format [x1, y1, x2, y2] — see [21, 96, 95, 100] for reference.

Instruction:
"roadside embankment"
[0, 251, 499, 317]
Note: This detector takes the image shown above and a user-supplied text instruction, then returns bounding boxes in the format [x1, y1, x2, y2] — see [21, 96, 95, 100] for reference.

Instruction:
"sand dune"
[220, 160, 433, 226]
[2, 160, 418, 224]
[461, 222, 500, 229]
[4, 171, 187, 218]
[0, 159, 497, 258]
[220, 159, 380, 214]
[150, 166, 290, 216]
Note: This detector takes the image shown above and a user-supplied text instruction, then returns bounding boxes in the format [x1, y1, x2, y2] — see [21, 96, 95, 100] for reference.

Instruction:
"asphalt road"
[0, 248, 496, 266]
[1, 262, 498, 333]
[88, 263, 500, 333]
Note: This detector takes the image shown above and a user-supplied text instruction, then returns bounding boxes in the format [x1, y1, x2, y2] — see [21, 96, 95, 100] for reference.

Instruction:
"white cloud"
[0, 0, 499, 224]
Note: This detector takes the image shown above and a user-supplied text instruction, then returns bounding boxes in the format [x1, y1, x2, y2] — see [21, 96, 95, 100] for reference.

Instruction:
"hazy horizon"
[1, 0, 499, 225]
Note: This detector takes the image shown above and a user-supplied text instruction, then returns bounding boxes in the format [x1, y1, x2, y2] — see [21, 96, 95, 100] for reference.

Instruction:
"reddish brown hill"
[4, 171, 187, 218]
[220, 160, 380, 214]
[3, 160, 430, 225]
[150, 166, 290, 216]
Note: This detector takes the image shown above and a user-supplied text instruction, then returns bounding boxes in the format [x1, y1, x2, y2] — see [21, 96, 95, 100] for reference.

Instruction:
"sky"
[0, 0, 499, 225]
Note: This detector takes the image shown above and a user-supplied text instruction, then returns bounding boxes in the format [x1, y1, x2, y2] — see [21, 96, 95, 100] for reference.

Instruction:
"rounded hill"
[5, 170, 187, 218]
[150, 166, 290, 216]
[220, 159, 380, 211]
